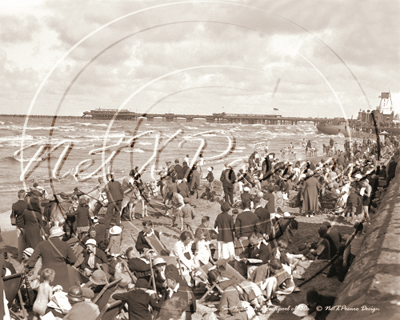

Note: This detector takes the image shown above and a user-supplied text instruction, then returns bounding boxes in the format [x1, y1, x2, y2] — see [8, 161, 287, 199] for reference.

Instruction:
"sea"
[0, 116, 347, 213]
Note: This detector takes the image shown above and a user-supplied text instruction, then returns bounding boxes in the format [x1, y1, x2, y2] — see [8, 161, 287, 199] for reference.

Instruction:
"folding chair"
[3, 273, 28, 320]
[93, 278, 122, 312]
[145, 233, 170, 256]
[95, 300, 123, 320]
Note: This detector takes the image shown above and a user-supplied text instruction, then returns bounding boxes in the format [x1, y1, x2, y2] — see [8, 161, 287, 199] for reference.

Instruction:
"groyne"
[328, 164, 400, 319]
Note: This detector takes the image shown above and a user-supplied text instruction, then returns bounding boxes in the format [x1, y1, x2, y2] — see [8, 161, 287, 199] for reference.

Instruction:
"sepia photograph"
[0, 1, 399, 319]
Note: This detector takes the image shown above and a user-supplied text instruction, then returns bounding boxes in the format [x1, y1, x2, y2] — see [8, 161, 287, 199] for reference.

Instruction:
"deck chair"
[95, 300, 123, 320]
[198, 261, 246, 304]
[145, 233, 170, 256]
[93, 278, 122, 312]
[4, 273, 28, 320]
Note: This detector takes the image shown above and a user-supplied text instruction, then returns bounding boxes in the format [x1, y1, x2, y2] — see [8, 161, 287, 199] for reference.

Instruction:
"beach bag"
[10, 211, 16, 226]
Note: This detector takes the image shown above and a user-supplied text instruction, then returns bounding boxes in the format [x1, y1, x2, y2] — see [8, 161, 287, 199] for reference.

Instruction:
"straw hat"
[23, 248, 34, 257]
[49, 226, 65, 238]
[293, 304, 309, 317]
[109, 226, 122, 235]
[244, 187, 250, 192]
[85, 239, 97, 247]
[90, 270, 108, 285]
[153, 257, 167, 267]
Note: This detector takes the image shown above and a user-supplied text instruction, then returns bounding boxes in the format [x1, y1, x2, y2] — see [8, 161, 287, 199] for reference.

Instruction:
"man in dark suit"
[81, 239, 109, 276]
[127, 248, 153, 283]
[103, 173, 124, 229]
[11, 189, 28, 260]
[254, 196, 271, 240]
[174, 159, 185, 180]
[235, 201, 260, 256]
[235, 232, 272, 281]
[112, 279, 161, 320]
[220, 164, 236, 205]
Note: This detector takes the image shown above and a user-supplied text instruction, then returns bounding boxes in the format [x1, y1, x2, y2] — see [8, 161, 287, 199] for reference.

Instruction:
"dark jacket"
[113, 289, 161, 320]
[220, 168, 236, 188]
[235, 210, 259, 239]
[81, 248, 109, 273]
[128, 258, 151, 280]
[12, 199, 28, 229]
[104, 180, 124, 203]
[254, 206, 271, 236]
[214, 212, 235, 243]
[178, 181, 190, 198]
[239, 242, 272, 264]
[174, 164, 185, 180]
[135, 230, 160, 253]
[27, 237, 76, 291]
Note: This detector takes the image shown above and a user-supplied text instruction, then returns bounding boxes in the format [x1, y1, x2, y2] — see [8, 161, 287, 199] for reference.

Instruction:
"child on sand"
[107, 226, 122, 257]
[32, 268, 59, 317]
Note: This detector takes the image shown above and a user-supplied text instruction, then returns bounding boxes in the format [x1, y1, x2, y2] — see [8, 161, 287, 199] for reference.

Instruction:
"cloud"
[0, 14, 41, 43]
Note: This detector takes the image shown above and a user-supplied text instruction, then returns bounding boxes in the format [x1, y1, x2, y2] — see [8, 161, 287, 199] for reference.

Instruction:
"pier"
[0, 112, 345, 126]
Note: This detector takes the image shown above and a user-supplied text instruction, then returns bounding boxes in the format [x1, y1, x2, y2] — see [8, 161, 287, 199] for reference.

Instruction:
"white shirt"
[171, 240, 194, 270]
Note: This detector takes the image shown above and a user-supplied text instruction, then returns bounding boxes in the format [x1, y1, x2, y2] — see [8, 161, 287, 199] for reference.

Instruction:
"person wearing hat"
[306, 289, 336, 320]
[214, 202, 235, 260]
[254, 196, 271, 240]
[220, 163, 236, 206]
[102, 173, 124, 229]
[22, 196, 44, 250]
[113, 278, 161, 320]
[344, 186, 362, 222]
[241, 186, 253, 209]
[107, 225, 122, 257]
[30, 182, 48, 199]
[63, 286, 100, 320]
[81, 238, 109, 277]
[26, 226, 77, 291]
[153, 257, 168, 299]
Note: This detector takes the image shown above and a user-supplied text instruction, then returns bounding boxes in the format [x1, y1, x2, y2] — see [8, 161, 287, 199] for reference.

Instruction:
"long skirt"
[217, 241, 235, 260]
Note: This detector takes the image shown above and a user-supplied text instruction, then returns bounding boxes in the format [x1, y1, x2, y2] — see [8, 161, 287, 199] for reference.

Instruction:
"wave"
[122, 148, 145, 153]
[138, 142, 152, 145]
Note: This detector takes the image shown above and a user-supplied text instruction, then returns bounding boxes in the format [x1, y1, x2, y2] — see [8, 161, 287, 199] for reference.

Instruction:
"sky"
[1, 0, 399, 119]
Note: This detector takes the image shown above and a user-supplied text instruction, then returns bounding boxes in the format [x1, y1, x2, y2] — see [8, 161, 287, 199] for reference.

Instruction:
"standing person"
[26, 226, 77, 291]
[189, 165, 201, 207]
[263, 185, 276, 215]
[387, 156, 397, 185]
[361, 179, 372, 223]
[302, 170, 320, 216]
[197, 153, 205, 174]
[165, 191, 185, 228]
[174, 159, 185, 180]
[12, 189, 29, 261]
[214, 202, 235, 260]
[254, 197, 271, 240]
[71, 196, 92, 239]
[235, 201, 260, 253]
[184, 154, 190, 166]
[220, 164, 236, 205]
[103, 173, 123, 229]
[204, 167, 215, 192]
[22, 197, 44, 250]
[181, 198, 195, 232]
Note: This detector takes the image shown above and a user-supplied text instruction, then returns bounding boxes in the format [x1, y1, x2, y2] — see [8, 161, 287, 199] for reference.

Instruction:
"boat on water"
[317, 92, 400, 137]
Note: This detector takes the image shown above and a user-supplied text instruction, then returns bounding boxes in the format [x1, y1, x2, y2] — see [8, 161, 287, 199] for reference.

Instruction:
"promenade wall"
[328, 164, 400, 319]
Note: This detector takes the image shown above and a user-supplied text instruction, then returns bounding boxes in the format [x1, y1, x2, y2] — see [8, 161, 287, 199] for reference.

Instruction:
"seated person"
[153, 257, 168, 300]
[234, 232, 272, 280]
[259, 259, 290, 306]
[309, 228, 331, 260]
[136, 220, 161, 254]
[170, 231, 197, 286]
[81, 239, 109, 277]
[111, 260, 134, 292]
[112, 279, 161, 320]
[127, 248, 153, 283]
[200, 187, 215, 201]
[194, 229, 213, 266]
[64, 286, 100, 320]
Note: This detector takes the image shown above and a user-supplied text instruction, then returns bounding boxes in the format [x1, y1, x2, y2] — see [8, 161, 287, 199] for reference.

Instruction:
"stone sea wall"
[328, 164, 400, 319]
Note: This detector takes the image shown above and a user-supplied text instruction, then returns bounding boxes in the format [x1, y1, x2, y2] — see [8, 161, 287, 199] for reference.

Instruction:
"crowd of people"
[1, 134, 398, 320]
